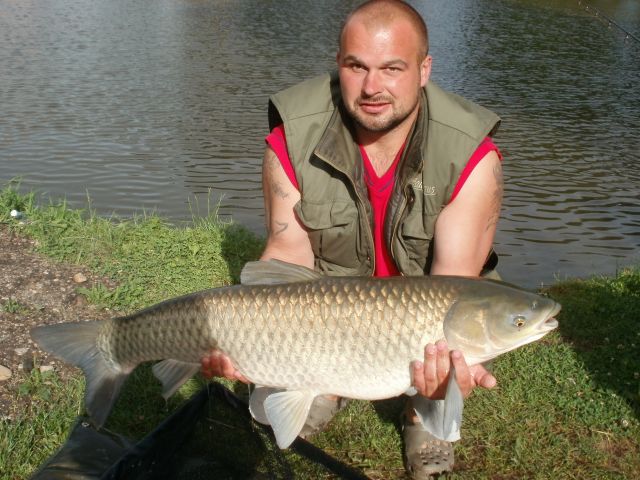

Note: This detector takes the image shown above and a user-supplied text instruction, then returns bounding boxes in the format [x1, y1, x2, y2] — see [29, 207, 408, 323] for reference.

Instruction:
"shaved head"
[339, 0, 429, 59]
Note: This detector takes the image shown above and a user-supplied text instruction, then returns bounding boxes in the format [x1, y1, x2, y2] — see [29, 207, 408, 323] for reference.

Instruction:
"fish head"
[443, 279, 560, 365]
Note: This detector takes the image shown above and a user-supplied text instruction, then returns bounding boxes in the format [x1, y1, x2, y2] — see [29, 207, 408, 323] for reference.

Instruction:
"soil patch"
[0, 226, 113, 420]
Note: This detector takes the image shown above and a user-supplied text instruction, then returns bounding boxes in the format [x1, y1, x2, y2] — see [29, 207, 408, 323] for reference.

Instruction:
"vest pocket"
[296, 200, 360, 268]
[399, 215, 435, 261]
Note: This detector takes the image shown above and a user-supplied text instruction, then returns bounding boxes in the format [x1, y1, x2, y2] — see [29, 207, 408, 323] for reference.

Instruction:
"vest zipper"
[316, 154, 376, 276]
[389, 185, 411, 273]
[353, 186, 376, 276]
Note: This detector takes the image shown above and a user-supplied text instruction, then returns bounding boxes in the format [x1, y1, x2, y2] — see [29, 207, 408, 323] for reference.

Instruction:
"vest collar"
[313, 105, 361, 179]
[313, 89, 429, 182]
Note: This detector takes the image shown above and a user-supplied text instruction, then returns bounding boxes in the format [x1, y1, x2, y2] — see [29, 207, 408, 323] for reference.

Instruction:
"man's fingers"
[414, 345, 498, 401]
[435, 339, 450, 382]
[450, 349, 473, 397]
[202, 351, 250, 384]
[200, 354, 213, 377]
[235, 372, 250, 384]
[423, 343, 438, 394]
[221, 356, 236, 378]
[411, 360, 426, 394]
[470, 364, 497, 389]
[201, 351, 232, 379]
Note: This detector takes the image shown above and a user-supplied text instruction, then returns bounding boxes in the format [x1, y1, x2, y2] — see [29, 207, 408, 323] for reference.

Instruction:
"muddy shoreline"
[0, 226, 113, 420]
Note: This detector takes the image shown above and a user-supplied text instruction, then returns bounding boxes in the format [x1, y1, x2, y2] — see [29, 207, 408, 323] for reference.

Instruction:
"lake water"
[1, 0, 638, 287]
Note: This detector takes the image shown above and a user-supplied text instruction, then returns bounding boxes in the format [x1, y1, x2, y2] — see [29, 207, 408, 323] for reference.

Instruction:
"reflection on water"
[0, 0, 638, 287]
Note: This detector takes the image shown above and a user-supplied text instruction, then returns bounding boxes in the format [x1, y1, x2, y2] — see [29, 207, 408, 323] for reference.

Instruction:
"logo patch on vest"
[410, 179, 436, 196]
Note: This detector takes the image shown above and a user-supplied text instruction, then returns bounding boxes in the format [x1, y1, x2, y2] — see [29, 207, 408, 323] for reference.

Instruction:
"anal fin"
[152, 359, 200, 399]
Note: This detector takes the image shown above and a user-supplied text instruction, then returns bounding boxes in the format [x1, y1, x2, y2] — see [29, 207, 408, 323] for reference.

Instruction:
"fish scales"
[206, 276, 457, 400]
[102, 293, 213, 367]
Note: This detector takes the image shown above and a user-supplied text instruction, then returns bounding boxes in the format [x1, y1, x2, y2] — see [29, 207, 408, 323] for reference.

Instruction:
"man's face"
[337, 18, 431, 134]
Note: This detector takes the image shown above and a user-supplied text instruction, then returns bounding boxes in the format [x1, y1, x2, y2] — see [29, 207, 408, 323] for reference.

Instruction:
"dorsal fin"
[240, 259, 322, 285]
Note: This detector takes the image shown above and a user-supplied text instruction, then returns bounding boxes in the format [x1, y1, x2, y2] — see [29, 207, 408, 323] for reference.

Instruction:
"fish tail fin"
[31, 321, 129, 427]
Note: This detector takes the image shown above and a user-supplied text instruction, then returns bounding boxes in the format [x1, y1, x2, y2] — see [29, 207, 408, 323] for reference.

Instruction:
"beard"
[346, 93, 420, 133]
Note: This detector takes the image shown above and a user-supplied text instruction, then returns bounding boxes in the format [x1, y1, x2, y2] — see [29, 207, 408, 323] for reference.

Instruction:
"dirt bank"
[0, 226, 113, 420]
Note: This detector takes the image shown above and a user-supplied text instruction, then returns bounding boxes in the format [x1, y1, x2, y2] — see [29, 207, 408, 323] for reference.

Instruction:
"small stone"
[73, 273, 88, 284]
[0, 365, 12, 381]
[73, 295, 88, 307]
[14, 348, 29, 356]
[39, 365, 54, 373]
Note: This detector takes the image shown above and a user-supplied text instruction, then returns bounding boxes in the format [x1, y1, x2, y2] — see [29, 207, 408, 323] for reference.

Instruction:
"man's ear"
[420, 55, 432, 87]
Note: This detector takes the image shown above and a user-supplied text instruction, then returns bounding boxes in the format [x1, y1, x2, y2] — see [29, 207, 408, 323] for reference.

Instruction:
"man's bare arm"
[260, 146, 314, 267]
[430, 150, 502, 276]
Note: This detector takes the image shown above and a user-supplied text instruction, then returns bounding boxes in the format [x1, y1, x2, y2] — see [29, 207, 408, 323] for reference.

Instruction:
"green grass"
[1, 369, 85, 479]
[0, 298, 27, 314]
[1, 181, 638, 479]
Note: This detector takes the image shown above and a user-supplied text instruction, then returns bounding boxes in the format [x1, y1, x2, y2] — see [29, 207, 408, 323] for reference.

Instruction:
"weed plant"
[0, 182, 638, 479]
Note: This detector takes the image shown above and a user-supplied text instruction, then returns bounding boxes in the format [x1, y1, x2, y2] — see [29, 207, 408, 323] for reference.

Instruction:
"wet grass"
[1, 181, 639, 479]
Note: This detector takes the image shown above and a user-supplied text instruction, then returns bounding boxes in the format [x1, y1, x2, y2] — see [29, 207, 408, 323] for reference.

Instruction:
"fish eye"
[513, 315, 526, 328]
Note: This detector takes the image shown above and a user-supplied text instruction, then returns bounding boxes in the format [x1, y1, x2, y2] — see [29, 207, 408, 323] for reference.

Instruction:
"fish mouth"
[539, 303, 561, 332]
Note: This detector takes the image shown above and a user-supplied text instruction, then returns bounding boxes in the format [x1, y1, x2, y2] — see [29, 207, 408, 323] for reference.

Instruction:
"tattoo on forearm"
[264, 151, 290, 200]
[263, 149, 292, 237]
[273, 220, 288, 236]
[486, 163, 503, 231]
[264, 150, 280, 171]
[271, 180, 289, 200]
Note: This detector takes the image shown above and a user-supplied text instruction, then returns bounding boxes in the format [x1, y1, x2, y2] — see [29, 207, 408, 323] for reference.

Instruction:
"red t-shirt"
[265, 124, 501, 277]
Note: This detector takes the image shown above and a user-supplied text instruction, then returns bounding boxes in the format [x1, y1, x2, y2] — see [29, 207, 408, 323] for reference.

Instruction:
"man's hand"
[411, 339, 496, 399]
[201, 350, 249, 383]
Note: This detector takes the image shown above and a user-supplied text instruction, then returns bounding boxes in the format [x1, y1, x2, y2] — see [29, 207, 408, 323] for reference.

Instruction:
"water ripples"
[0, 0, 638, 287]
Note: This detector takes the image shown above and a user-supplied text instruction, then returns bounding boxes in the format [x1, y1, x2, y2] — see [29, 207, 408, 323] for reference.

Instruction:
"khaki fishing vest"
[268, 72, 500, 277]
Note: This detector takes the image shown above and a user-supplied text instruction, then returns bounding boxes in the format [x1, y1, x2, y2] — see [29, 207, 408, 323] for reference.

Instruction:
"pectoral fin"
[152, 359, 200, 399]
[263, 389, 316, 448]
[442, 366, 463, 441]
[413, 366, 463, 442]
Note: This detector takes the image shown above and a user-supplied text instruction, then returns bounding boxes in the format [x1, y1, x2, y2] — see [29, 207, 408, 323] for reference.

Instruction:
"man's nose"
[362, 70, 382, 96]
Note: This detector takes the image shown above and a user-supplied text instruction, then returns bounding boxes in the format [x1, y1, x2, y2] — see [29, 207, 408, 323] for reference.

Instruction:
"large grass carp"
[31, 259, 560, 448]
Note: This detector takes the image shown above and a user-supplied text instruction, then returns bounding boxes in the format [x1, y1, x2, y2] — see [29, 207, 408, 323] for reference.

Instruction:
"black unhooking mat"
[29, 382, 370, 480]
